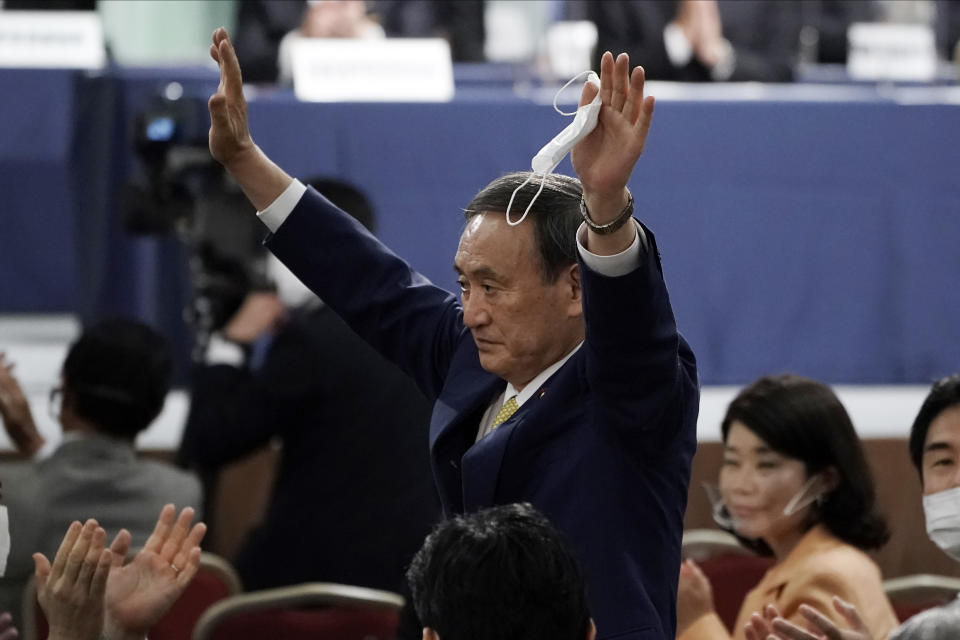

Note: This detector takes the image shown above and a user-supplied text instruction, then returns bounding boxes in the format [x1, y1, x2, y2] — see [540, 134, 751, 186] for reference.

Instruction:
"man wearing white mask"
[178, 178, 439, 597]
[759, 374, 960, 640]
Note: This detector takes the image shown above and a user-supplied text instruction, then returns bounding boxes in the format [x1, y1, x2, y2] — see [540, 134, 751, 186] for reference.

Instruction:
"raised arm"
[571, 51, 655, 257]
[207, 27, 292, 210]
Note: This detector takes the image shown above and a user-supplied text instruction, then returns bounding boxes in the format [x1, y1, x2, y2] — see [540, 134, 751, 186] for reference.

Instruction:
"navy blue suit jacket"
[266, 187, 699, 640]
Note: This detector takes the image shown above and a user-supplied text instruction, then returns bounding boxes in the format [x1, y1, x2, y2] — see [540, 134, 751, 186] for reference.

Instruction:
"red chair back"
[884, 574, 960, 623]
[192, 583, 405, 640]
[696, 552, 775, 631]
[204, 607, 399, 640]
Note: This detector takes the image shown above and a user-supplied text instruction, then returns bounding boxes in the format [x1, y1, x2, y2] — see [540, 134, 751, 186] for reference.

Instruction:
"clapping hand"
[33, 519, 113, 640]
[676, 559, 716, 635]
[0, 612, 17, 640]
[766, 597, 875, 640]
[0, 353, 44, 456]
[104, 505, 206, 640]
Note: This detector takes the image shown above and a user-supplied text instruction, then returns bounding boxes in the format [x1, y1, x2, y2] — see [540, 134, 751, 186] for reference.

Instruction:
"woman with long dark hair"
[676, 374, 898, 640]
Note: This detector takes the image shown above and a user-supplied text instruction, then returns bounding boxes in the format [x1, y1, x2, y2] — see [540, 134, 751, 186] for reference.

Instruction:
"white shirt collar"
[505, 341, 583, 408]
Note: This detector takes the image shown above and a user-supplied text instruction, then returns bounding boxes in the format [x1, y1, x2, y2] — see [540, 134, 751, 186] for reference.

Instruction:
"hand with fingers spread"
[33, 519, 113, 640]
[0, 353, 45, 456]
[570, 50, 655, 237]
[676, 559, 716, 635]
[103, 504, 207, 640]
[769, 597, 875, 640]
[0, 611, 18, 640]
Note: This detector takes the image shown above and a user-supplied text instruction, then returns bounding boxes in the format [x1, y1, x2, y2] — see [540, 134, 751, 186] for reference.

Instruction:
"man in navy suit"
[206, 28, 698, 640]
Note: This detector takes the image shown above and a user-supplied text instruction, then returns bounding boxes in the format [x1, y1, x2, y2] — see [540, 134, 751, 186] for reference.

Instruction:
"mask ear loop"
[505, 172, 547, 227]
[703, 482, 735, 530]
[554, 69, 595, 116]
[782, 474, 827, 516]
[505, 69, 597, 227]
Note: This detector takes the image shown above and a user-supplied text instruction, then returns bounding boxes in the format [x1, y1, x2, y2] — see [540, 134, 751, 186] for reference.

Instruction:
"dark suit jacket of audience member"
[179, 303, 440, 593]
[589, 0, 802, 82]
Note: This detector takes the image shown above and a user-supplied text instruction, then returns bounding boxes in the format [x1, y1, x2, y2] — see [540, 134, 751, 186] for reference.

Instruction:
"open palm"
[105, 505, 206, 637]
[570, 52, 655, 198]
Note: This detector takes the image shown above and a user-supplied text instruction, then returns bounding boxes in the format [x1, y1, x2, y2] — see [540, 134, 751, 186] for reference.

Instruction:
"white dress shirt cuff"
[664, 22, 694, 67]
[205, 333, 246, 367]
[258, 179, 307, 233]
[576, 220, 646, 277]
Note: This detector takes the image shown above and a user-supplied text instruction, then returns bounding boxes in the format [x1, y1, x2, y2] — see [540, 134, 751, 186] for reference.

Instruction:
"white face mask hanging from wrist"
[504, 70, 602, 227]
[923, 485, 960, 562]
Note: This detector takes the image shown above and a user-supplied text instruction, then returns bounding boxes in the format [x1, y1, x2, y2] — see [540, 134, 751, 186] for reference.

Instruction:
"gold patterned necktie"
[491, 395, 519, 429]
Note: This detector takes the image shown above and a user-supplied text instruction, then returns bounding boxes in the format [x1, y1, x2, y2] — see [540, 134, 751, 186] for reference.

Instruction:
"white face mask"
[265, 254, 317, 308]
[705, 474, 829, 533]
[0, 506, 9, 577]
[504, 70, 602, 227]
[923, 485, 960, 562]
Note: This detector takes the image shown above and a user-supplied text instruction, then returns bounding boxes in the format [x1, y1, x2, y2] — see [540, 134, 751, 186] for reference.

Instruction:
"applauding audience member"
[677, 374, 898, 640]
[36, 504, 205, 640]
[0, 319, 201, 620]
[767, 375, 960, 640]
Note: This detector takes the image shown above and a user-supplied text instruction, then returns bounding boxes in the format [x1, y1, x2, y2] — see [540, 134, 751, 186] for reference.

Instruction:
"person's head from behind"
[718, 374, 888, 556]
[457, 173, 585, 390]
[406, 503, 594, 640]
[909, 375, 960, 561]
[59, 318, 172, 440]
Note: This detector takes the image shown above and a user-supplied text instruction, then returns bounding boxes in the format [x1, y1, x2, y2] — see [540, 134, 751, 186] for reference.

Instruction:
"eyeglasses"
[48, 386, 63, 423]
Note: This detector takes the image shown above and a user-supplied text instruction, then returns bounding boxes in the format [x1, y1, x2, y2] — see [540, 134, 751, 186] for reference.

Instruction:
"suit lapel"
[430, 364, 503, 515]
[461, 411, 527, 512]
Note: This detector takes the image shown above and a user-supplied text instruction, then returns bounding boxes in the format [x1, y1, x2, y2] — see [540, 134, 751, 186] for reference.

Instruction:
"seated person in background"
[767, 374, 960, 640]
[0, 318, 201, 622]
[677, 374, 898, 640]
[178, 179, 439, 594]
[589, 0, 802, 82]
[406, 502, 594, 640]
[234, 0, 484, 84]
[35, 504, 205, 640]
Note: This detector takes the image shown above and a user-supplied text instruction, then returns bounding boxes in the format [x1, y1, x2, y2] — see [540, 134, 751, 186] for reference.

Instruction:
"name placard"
[847, 23, 937, 82]
[0, 11, 105, 69]
[291, 38, 454, 102]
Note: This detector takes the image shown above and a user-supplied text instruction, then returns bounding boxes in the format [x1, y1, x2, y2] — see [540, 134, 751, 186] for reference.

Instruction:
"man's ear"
[423, 627, 439, 640]
[586, 618, 597, 640]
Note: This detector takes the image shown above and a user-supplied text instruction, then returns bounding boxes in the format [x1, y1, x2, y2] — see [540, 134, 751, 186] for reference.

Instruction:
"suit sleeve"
[179, 323, 323, 469]
[580, 221, 698, 449]
[264, 188, 465, 400]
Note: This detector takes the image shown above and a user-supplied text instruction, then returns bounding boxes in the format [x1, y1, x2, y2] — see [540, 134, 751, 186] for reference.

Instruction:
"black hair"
[61, 318, 173, 440]
[406, 503, 590, 640]
[720, 374, 889, 553]
[909, 374, 960, 476]
[306, 177, 377, 233]
[464, 172, 583, 283]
